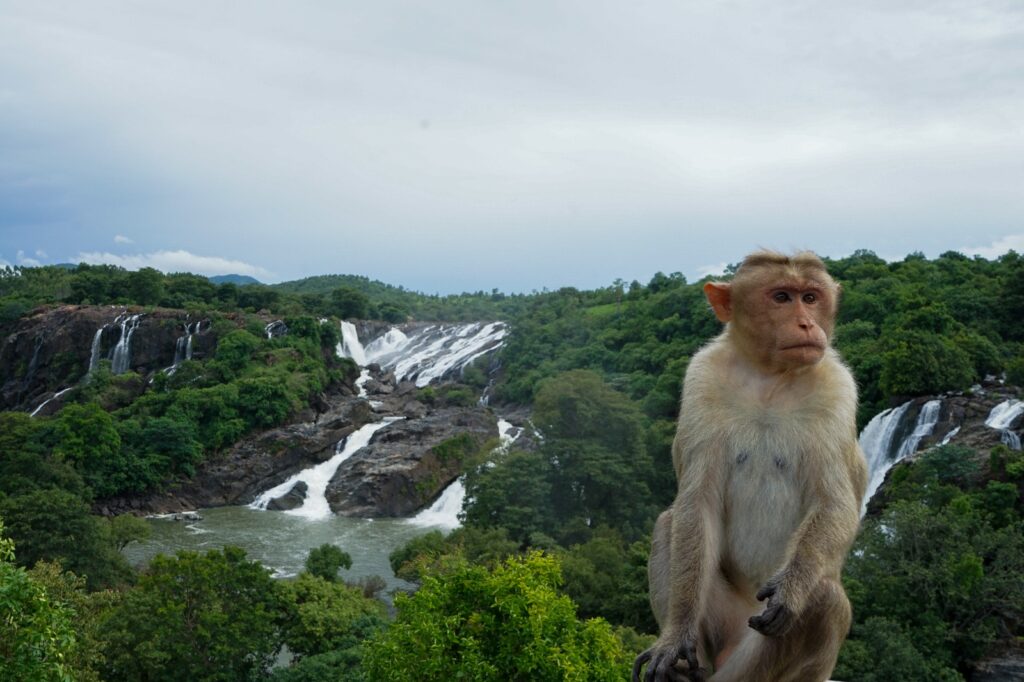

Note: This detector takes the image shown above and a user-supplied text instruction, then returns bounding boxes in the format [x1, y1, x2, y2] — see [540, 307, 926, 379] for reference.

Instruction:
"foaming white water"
[251, 419, 398, 519]
[407, 479, 466, 529]
[364, 328, 410, 365]
[88, 327, 105, 373]
[355, 369, 372, 398]
[408, 417, 522, 530]
[110, 313, 142, 375]
[29, 387, 74, 417]
[388, 323, 506, 387]
[986, 399, 1024, 450]
[859, 401, 912, 514]
[894, 400, 942, 460]
[337, 321, 368, 365]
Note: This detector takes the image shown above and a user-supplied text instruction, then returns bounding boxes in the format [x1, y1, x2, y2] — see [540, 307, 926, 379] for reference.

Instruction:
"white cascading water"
[390, 323, 506, 387]
[250, 419, 399, 520]
[860, 399, 943, 514]
[986, 399, 1024, 450]
[88, 326, 105, 373]
[858, 401, 913, 514]
[337, 321, 368, 365]
[29, 387, 74, 418]
[109, 314, 142, 375]
[337, 321, 506, 388]
[408, 418, 522, 529]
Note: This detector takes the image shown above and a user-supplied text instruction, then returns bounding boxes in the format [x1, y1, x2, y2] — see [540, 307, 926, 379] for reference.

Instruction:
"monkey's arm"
[749, 441, 866, 637]
[634, 433, 723, 681]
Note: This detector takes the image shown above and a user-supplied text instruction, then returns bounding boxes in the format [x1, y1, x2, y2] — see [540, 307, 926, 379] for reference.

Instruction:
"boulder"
[265, 481, 308, 511]
[326, 407, 497, 517]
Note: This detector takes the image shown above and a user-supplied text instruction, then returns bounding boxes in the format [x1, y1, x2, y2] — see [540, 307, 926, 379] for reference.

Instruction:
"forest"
[1, 249, 1023, 681]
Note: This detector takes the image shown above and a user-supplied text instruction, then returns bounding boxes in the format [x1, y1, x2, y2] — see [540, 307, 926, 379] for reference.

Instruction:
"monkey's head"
[703, 250, 840, 373]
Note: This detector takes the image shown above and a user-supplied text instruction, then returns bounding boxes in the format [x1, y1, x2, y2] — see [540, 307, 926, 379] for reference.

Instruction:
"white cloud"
[960, 234, 1024, 259]
[35, 249, 47, 258]
[695, 262, 729, 280]
[72, 249, 271, 278]
[16, 250, 42, 267]
[114, 234, 134, 244]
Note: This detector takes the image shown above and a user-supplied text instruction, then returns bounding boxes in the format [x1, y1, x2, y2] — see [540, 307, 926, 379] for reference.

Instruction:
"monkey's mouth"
[781, 343, 824, 351]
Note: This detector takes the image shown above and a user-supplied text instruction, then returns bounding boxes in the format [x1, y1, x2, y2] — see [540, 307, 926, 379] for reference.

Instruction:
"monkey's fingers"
[748, 602, 793, 637]
[755, 583, 777, 602]
[632, 650, 652, 682]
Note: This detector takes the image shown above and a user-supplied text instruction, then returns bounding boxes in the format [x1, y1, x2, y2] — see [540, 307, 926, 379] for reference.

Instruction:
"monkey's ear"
[703, 282, 733, 322]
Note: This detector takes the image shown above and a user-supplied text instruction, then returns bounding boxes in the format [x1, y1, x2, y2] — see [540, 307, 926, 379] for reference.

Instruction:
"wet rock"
[265, 481, 308, 511]
[326, 407, 497, 517]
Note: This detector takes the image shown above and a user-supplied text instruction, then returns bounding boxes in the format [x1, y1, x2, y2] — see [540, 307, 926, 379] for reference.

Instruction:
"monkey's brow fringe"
[738, 250, 827, 274]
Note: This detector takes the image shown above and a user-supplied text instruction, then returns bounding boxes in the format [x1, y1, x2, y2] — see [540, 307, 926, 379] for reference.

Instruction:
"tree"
[280, 573, 385, 659]
[100, 547, 287, 682]
[362, 552, 630, 681]
[0, 519, 77, 681]
[304, 543, 352, 582]
[330, 287, 369, 319]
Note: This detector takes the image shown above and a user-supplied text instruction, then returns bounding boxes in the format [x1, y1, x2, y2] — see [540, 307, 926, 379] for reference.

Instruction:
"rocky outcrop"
[326, 407, 497, 517]
[98, 399, 374, 516]
[1, 305, 220, 412]
[973, 648, 1024, 681]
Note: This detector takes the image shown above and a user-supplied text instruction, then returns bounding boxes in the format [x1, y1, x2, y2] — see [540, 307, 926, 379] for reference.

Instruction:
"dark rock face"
[326, 407, 497, 517]
[266, 481, 309, 511]
[1, 305, 219, 412]
[972, 649, 1024, 681]
[98, 400, 374, 516]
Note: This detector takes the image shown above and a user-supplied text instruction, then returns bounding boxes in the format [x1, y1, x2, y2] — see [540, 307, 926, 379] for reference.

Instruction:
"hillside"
[0, 249, 1023, 680]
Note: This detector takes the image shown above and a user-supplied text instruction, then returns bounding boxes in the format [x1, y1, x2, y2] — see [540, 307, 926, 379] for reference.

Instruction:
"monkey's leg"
[708, 577, 851, 682]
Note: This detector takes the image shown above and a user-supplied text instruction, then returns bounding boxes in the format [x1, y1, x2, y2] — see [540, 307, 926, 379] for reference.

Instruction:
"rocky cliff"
[0, 305, 219, 412]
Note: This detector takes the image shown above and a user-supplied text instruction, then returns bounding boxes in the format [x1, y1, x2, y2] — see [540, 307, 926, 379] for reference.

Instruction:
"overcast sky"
[1, 1, 1022, 293]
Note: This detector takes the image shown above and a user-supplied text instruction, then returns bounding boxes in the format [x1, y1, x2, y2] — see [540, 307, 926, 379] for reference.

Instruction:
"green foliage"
[389, 526, 521, 583]
[557, 528, 656, 633]
[362, 552, 631, 681]
[280, 573, 386, 659]
[0, 519, 77, 682]
[100, 547, 286, 682]
[304, 544, 352, 582]
[330, 287, 370, 319]
[0, 489, 134, 590]
[841, 444, 1024, 678]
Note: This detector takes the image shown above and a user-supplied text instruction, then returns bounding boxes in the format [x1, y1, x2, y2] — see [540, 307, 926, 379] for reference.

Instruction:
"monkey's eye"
[772, 291, 791, 303]
[802, 293, 817, 304]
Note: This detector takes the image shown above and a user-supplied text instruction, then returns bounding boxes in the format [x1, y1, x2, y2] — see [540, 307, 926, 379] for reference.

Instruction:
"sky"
[1, 1, 1022, 294]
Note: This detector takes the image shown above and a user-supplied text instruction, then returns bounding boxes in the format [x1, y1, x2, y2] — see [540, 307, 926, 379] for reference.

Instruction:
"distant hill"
[209, 274, 261, 286]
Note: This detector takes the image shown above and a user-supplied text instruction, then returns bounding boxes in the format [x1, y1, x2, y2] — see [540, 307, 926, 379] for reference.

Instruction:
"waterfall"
[859, 401, 913, 514]
[408, 417, 523, 529]
[337, 321, 368, 365]
[986, 399, 1024, 450]
[406, 479, 466, 529]
[250, 419, 399, 520]
[363, 328, 410, 364]
[893, 400, 942, 460]
[88, 326, 105, 373]
[384, 322, 506, 387]
[174, 322, 196, 366]
[109, 314, 143, 375]
[29, 387, 74, 418]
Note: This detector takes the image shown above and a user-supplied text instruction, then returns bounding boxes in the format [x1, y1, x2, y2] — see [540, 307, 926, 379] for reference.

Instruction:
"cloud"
[695, 262, 729, 280]
[16, 250, 42, 267]
[72, 249, 271, 278]
[114, 234, 134, 244]
[960, 234, 1024, 259]
[35, 249, 47, 258]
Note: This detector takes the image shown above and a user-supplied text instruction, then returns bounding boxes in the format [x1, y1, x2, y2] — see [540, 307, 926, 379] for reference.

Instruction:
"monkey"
[633, 250, 868, 682]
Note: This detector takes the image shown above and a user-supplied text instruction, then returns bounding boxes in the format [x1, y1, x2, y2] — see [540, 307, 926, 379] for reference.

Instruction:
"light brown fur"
[634, 250, 868, 682]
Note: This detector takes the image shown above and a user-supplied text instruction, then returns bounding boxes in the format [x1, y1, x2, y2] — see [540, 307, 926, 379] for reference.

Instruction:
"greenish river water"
[122, 506, 446, 592]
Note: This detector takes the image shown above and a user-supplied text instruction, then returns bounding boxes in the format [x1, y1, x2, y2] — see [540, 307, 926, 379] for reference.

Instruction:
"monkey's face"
[730, 279, 835, 373]
[758, 283, 832, 370]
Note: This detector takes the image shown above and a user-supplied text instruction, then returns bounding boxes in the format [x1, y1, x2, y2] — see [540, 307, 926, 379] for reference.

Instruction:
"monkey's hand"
[748, 580, 797, 637]
[632, 634, 706, 682]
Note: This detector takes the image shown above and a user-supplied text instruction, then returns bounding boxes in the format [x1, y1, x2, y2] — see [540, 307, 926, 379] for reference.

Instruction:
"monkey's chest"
[722, 442, 805, 588]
